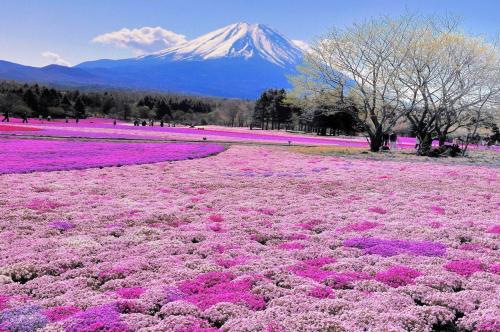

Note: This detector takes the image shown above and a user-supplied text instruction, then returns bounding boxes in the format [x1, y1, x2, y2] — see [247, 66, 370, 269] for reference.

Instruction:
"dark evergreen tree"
[74, 97, 86, 120]
[23, 89, 38, 114]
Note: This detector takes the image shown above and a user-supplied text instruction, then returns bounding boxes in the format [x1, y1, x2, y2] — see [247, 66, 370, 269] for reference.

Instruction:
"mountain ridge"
[0, 22, 304, 98]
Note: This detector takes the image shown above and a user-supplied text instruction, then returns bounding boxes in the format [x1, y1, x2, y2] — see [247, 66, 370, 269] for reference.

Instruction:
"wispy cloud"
[41, 51, 71, 66]
[92, 27, 187, 54]
[291, 39, 310, 52]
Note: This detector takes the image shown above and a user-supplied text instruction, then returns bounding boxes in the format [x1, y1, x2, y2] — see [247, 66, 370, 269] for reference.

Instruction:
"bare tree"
[291, 15, 417, 151]
[291, 14, 500, 154]
[400, 22, 500, 154]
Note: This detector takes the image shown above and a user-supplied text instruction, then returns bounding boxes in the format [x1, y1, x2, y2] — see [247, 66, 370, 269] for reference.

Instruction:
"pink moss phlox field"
[0, 125, 41, 132]
[0, 145, 498, 331]
[0, 138, 224, 174]
[5, 120, 495, 150]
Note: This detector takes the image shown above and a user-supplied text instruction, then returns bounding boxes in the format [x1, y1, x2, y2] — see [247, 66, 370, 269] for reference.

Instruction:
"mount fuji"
[0, 23, 305, 98]
[143, 23, 304, 66]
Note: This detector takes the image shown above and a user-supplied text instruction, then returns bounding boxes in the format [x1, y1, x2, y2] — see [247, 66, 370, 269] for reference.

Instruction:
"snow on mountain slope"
[144, 23, 303, 66]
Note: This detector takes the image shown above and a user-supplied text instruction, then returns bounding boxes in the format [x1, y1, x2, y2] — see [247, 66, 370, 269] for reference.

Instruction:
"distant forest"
[0, 80, 361, 136]
[0, 81, 254, 126]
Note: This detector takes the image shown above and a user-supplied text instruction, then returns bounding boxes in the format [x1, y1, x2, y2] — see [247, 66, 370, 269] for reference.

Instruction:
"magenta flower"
[308, 286, 334, 299]
[487, 225, 500, 234]
[64, 304, 130, 332]
[43, 306, 80, 322]
[115, 287, 145, 299]
[176, 272, 265, 310]
[208, 214, 224, 222]
[368, 207, 387, 214]
[430, 206, 446, 215]
[375, 266, 422, 288]
[278, 242, 305, 250]
[444, 260, 484, 277]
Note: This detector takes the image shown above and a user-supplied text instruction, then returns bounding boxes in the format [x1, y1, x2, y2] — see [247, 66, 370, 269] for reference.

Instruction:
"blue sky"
[1, 0, 499, 67]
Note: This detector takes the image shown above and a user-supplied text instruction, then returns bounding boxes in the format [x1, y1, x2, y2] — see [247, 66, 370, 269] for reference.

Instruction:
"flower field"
[0, 139, 225, 174]
[0, 120, 464, 149]
[0, 125, 41, 132]
[0, 139, 498, 331]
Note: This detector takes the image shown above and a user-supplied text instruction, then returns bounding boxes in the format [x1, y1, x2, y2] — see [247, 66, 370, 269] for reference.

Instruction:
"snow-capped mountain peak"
[146, 22, 303, 66]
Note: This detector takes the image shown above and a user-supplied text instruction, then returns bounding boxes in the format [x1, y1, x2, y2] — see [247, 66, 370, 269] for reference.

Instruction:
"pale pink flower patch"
[339, 220, 382, 232]
[258, 208, 276, 216]
[26, 198, 65, 212]
[215, 256, 248, 268]
[278, 242, 305, 250]
[325, 271, 372, 289]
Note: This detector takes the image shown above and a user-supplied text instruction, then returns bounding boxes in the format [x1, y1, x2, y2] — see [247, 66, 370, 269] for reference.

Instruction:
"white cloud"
[291, 39, 311, 52]
[41, 51, 71, 66]
[92, 26, 187, 54]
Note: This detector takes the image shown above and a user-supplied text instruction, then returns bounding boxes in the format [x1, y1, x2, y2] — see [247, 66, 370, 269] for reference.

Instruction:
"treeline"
[0, 81, 254, 126]
[252, 88, 360, 136]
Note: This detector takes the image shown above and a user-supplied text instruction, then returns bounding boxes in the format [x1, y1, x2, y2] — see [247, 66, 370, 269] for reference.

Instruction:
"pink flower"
[308, 286, 334, 299]
[43, 306, 80, 322]
[177, 272, 265, 310]
[289, 257, 337, 282]
[368, 207, 387, 214]
[487, 225, 500, 234]
[430, 206, 446, 215]
[258, 208, 276, 216]
[115, 287, 145, 299]
[444, 260, 484, 277]
[339, 220, 382, 232]
[215, 256, 248, 268]
[428, 221, 443, 228]
[208, 224, 225, 233]
[375, 266, 422, 288]
[208, 214, 224, 223]
[489, 264, 500, 275]
[278, 242, 305, 250]
[0, 296, 9, 311]
[459, 243, 482, 251]
[326, 271, 371, 289]
[26, 198, 65, 212]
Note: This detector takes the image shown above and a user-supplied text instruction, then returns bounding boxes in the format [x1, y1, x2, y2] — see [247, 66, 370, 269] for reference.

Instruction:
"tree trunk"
[417, 133, 433, 155]
[369, 135, 382, 152]
[438, 133, 447, 146]
[369, 129, 383, 152]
